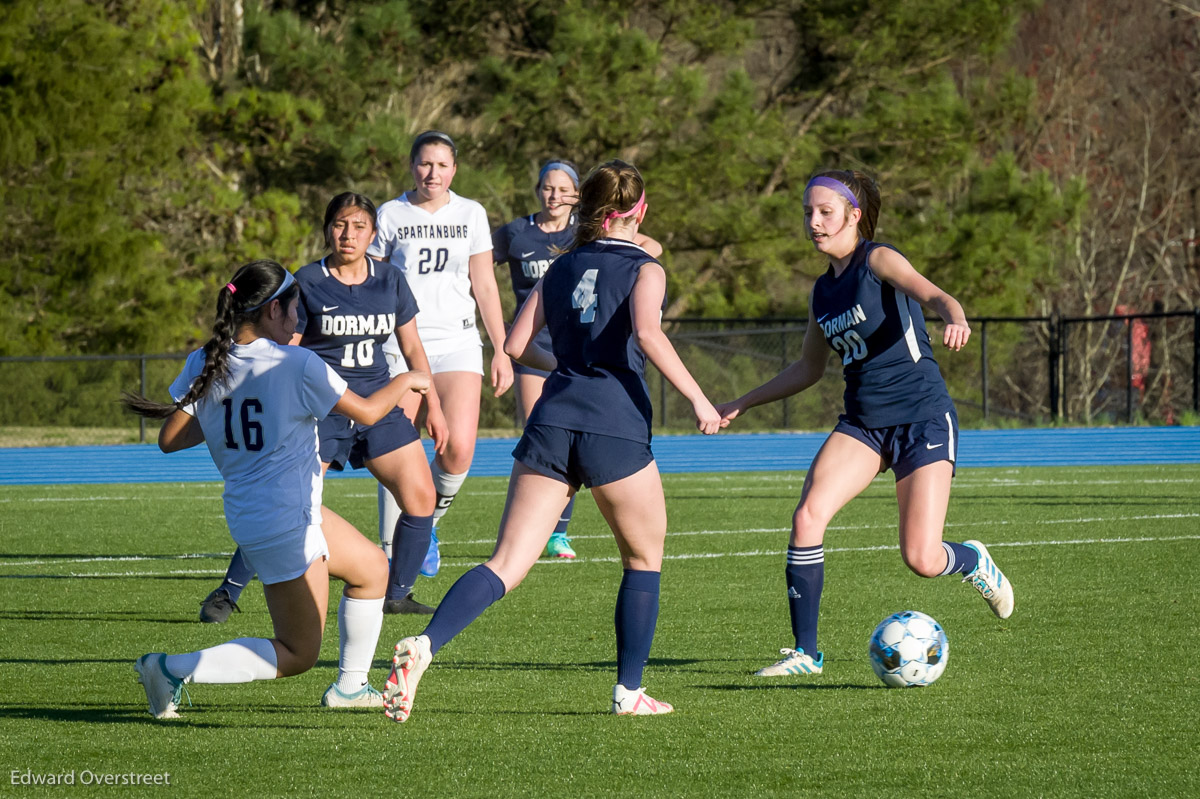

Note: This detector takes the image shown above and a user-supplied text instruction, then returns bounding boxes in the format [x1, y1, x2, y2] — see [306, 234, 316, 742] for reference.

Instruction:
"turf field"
[1, 465, 1197, 797]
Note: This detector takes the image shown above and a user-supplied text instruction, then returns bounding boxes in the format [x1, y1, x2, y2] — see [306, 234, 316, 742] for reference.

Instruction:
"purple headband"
[602, 191, 646, 231]
[806, 176, 860, 209]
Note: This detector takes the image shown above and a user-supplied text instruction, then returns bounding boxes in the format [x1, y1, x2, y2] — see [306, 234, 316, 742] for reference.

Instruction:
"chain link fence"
[2, 311, 1196, 446]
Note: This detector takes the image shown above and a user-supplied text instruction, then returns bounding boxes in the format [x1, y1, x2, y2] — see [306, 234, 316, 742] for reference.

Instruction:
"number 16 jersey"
[811, 239, 954, 428]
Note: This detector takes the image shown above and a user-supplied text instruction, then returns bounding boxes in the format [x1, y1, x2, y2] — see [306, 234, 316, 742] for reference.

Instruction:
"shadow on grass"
[697, 682, 878, 691]
[0, 610, 202, 624]
[0, 704, 333, 729]
[352, 657, 710, 673]
[0, 575, 216, 582]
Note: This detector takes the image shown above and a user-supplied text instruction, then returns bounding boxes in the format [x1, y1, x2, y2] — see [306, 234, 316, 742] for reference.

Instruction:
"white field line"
[14, 534, 1200, 577]
[4, 519, 1198, 576]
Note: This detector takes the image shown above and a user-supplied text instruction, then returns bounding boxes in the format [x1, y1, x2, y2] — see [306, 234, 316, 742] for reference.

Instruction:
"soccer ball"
[867, 610, 949, 688]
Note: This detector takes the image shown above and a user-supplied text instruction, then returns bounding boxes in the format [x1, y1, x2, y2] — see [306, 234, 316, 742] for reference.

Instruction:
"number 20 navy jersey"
[528, 239, 661, 444]
[294, 257, 419, 394]
[810, 239, 954, 428]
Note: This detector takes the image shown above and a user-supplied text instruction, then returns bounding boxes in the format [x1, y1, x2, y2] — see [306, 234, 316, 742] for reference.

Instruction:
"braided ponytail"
[123, 260, 297, 419]
[571, 160, 645, 250]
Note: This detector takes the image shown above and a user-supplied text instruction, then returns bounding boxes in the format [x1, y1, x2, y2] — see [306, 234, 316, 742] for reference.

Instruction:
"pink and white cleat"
[612, 684, 674, 716]
[383, 635, 432, 723]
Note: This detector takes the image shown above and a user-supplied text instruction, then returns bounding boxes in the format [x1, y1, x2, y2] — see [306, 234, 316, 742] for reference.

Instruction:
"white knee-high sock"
[165, 638, 278, 684]
[335, 595, 385, 693]
[378, 484, 402, 557]
[430, 463, 469, 526]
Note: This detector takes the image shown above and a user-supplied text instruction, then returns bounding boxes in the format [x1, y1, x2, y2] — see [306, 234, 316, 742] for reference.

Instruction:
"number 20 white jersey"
[368, 190, 493, 357]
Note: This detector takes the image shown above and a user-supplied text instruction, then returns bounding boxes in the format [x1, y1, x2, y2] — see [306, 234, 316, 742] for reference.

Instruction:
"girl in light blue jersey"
[123, 260, 429, 718]
[717, 169, 1015, 679]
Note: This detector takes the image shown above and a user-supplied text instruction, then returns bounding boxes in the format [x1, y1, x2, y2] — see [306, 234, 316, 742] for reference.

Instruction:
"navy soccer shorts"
[319, 406, 420, 471]
[833, 408, 958, 480]
[513, 424, 653, 489]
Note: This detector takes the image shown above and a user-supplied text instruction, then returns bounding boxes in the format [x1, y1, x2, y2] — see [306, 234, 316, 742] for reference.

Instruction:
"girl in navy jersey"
[717, 170, 1015, 678]
[492, 158, 663, 559]
[199, 194, 445, 622]
[370, 131, 513, 579]
[123, 260, 430, 718]
[381, 160, 725, 722]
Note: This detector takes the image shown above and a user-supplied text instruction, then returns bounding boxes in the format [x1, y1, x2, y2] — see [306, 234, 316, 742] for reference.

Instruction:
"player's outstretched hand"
[693, 398, 727, 435]
[714, 400, 744, 425]
[943, 323, 970, 351]
[405, 370, 432, 394]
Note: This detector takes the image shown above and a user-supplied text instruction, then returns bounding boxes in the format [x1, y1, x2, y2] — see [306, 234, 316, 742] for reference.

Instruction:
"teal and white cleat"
[134, 653, 184, 719]
[612, 684, 674, 716]
[963, 539, 1014, 619]
[755, 648, 824, 677]
[321, 683, 384, 708]
[383, 635, 432, 723]
[420, 529, 441, 578]
[546, 532, 577, 559]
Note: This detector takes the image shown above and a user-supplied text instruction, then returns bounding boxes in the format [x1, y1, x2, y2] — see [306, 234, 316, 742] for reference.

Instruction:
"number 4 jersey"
[169, 338, 348, 545]
[293, 256, 419, 393]
[811, 239, 954, 428]
[530, 238, 662, 444]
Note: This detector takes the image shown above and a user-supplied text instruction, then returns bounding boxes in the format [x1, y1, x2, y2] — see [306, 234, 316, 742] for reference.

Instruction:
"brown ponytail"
[571, 159, 645, 250]
[123, 260, 298, 419]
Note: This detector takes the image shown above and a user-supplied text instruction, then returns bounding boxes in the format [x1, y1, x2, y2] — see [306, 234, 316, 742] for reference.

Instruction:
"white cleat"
[134, 653, 184, 719]
[963, 539, 1015, 619]
[612, 684, 674, 716]
[755, 648, 824, 677]
[321, 682, 384, 708]
[383, 635, 432, 723]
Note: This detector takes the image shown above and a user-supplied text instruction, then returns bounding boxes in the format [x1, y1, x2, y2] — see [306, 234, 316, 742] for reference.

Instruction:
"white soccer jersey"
[169, 338, 348, 546]
[368, 190, 493, 357]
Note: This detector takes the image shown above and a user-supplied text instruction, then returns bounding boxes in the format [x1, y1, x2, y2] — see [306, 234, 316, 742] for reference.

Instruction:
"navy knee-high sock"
[615, 569, 661, 690]
[222, 547, 256, 603]
[938, 542, 979, 576]
[553, 496, 576, 535]
[786, 546, 824, 655]
[387, 513, 433, 600]
[422, 565, 506, 655]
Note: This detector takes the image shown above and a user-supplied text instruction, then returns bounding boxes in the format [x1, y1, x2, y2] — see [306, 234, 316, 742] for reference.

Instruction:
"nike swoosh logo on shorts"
[926, 442, 944, 450]
[322, 305, 339, 312]
[521, 251, 536, 258]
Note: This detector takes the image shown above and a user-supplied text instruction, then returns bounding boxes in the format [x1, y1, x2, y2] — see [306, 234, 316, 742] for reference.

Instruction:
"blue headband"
[805, 176, 860, 209]
[538, 161, 579, 189]
[244, 269, 296, 312]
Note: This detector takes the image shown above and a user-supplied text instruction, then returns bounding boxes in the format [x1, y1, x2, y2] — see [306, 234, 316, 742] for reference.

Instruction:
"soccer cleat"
[383, 635, 433, 723]
[963, 539, 1015, 619]
[199, 587, 241, 624]
[321, 682, 384, 709]
[612, 684, 674, 716]
[545, 532, 577, 559]
[420, 529, 441, 577]
[134, 653, 184, 719]
[755, 648, 824, 677]
[382, 593, 436, 615]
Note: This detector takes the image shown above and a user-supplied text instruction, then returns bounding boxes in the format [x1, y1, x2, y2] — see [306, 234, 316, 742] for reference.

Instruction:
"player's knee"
[901, 546, 944, 578]
[276, 637, 321, 677]
[791, 504, 827, 543]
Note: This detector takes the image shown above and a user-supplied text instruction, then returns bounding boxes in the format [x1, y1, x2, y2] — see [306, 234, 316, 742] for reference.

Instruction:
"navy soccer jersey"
[810, 239, 954, 428]
[493, 214, 576, 358]
[294, 256, 419, 394]
[527, 238, 661, 443]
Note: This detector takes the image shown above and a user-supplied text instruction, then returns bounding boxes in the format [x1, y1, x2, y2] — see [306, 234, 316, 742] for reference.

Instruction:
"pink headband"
[602, 191, 646, 231]
[226, 283, 237, 294]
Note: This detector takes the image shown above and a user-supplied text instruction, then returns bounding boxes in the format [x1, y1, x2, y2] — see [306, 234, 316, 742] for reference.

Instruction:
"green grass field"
[2, 465, 1198, 797]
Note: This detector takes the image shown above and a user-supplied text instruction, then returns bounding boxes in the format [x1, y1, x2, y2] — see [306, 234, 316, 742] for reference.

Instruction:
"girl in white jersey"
[123, 260, 429, 719]
[370, 131, 513, 578]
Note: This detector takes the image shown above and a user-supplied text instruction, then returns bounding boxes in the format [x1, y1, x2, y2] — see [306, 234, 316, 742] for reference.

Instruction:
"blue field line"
[1, 427, 1198, 486]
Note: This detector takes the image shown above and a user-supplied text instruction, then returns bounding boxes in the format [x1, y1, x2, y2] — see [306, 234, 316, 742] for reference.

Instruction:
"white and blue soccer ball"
[868, 610, 949, 688]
